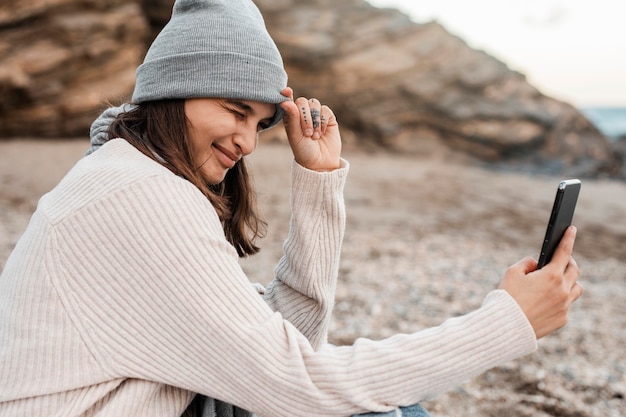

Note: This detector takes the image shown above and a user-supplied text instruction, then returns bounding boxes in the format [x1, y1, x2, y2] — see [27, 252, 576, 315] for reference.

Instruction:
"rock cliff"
[0, 0, 149, 137]
[0, 0, 622, 177]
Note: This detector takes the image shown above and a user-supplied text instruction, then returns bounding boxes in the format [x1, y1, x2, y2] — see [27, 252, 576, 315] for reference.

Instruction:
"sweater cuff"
[290, 158, 349, 212]
[292, 158, 349, 182]
[482, 289, 538, 353]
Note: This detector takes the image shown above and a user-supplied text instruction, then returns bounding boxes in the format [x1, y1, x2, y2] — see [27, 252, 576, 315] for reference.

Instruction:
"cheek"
[193, 117, 235, 139]
[186, 128, 203, 158]
[185, 130, 213, 171]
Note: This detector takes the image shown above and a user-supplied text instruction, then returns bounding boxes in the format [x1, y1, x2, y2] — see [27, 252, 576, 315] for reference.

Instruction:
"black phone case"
[537, 179, 581, 268]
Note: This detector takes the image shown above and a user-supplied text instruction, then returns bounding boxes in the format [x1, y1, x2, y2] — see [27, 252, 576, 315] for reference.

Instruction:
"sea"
[579, 107, 626, 141]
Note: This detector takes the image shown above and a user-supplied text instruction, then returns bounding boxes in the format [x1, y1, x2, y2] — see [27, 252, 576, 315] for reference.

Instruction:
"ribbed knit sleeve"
[0, 141, 537, 417]
[263, 160, 348, 349]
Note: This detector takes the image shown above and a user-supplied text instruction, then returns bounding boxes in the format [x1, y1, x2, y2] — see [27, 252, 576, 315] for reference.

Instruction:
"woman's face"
[184, 98, 276, 184]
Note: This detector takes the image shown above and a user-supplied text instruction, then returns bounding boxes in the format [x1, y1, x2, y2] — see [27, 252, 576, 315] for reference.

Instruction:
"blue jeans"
[354, 403, 430, 417]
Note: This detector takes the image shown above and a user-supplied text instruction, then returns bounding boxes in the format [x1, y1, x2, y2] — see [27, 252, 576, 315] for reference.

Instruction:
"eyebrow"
[225, 99, 253, 113]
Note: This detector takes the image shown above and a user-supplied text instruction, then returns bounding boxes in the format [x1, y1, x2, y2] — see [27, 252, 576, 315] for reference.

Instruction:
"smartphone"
[537, 179, 581, 269]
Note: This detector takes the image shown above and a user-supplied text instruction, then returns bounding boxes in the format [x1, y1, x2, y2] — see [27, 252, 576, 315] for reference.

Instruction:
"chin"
[203, 171, 228, 185]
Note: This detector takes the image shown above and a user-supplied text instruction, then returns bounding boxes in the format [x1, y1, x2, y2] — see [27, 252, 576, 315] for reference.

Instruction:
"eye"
[257, 121, 270, 132]
[231, 109, 246, 119]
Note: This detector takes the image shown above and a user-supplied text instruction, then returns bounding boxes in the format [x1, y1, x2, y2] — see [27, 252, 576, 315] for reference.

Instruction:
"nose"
[234, 126, 258, 156]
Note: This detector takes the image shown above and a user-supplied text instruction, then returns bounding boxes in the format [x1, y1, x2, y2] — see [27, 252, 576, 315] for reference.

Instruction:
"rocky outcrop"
[255, 0, 621, 177]
[0, 0, 621, 177]
[0, 0, 149, 137]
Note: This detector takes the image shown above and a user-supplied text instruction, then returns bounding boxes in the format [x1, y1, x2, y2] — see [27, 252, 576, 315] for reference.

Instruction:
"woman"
[0, 0, 582, 416]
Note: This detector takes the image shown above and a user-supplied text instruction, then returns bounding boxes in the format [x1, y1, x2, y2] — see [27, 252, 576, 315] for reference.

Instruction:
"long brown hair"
[107, 100, 266, 257]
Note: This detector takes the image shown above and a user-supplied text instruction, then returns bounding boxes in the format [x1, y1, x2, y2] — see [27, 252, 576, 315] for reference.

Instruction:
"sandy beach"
[1, 138, 625, 416]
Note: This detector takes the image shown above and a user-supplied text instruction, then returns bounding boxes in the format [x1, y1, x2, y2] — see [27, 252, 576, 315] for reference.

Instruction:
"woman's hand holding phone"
[499, 226, 582, 339]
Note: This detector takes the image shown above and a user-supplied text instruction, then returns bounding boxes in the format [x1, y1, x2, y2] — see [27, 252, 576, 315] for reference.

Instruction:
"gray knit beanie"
[132, 0, 288, 128]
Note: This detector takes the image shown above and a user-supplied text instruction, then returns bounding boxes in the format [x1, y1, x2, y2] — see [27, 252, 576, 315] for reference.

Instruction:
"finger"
[568, 280, 583, 304]
[309, 98, 322, 139]
[512, 256, 538, 275]
[320, 105, 337, 135]
[566, 256, 579, 274]
[549, 226, 577, 271]
[564, 256, 580, 286]
[295, 97, 314, 138]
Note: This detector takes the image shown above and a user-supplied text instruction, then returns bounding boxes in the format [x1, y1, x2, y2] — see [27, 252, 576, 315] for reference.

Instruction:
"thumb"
[514, 256, 537, 275]
[279, 99, 299, 123]
[278, 87, 297, 125]
[499, 256, 537, 291]
[512, 256, 539, 275]
[279, 99, 304, 141]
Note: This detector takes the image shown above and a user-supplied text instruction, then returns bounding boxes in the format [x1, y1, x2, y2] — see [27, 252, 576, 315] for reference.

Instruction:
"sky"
[366, 0, 626, 108]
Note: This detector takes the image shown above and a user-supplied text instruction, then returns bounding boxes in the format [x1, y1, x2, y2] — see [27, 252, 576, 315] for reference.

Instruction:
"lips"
[213, 144, 239, 168]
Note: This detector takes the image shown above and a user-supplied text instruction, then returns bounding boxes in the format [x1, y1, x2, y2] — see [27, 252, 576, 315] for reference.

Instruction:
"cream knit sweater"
[0, 139, 537, 417]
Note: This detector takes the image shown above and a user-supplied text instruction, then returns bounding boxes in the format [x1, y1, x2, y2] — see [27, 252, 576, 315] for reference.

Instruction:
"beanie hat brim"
[133, 51, 288, 128]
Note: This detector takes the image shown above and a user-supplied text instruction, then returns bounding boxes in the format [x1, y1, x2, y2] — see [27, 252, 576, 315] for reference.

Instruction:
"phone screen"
[537, 179, 581, 268]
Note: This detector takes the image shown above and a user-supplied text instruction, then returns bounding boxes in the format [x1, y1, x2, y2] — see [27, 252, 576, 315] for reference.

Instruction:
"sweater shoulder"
[40, 139, 198, 223]
[76, 139, 173, 186]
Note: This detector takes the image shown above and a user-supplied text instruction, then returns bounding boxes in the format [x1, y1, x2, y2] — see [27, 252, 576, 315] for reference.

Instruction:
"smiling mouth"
[213, 144, 239, 168]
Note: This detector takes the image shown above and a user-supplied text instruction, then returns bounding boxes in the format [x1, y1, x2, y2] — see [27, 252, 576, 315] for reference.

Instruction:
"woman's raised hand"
[499, 226, 583, 339]
[279, 87, 342, 172]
